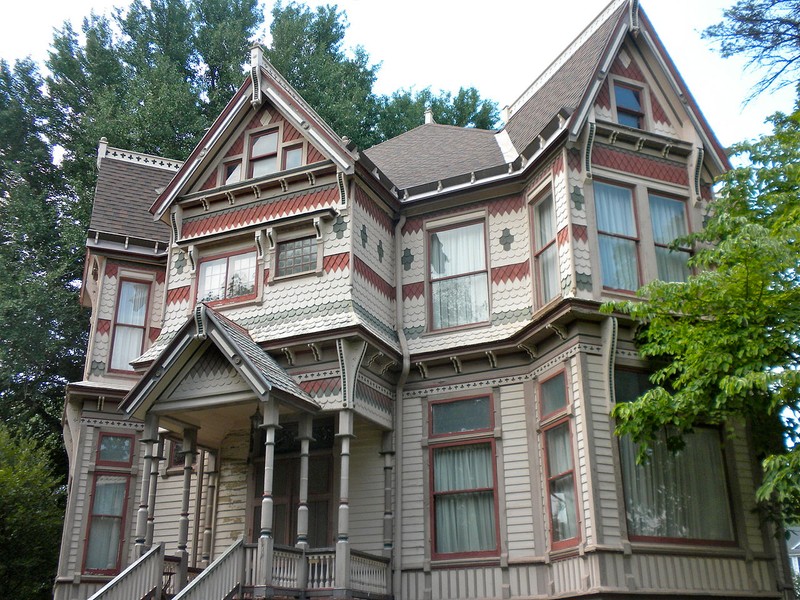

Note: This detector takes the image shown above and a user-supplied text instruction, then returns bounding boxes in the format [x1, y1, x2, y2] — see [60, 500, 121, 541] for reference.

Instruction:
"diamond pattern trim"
[593, 145, 688, 186]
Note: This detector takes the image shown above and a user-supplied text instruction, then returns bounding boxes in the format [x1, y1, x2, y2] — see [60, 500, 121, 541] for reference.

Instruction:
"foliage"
[603, 106, 800, 524]
[703, 0, 800, 97]
[0, 424, 65, 600]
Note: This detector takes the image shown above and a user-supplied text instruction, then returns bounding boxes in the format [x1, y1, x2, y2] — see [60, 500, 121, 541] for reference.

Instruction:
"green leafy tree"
[604, 105, 800, 524]
[0, 424, 65, 600]
[703, 0, 800, 97]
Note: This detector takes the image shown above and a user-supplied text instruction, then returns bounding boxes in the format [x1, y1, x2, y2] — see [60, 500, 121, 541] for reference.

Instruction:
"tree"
[603, 105, 800, 524]
[703, 0, 800, 97]
[0, 424, 65, 600]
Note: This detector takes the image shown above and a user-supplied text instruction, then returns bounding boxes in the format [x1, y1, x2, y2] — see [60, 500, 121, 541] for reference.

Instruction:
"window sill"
[429, 555, 501, 569]
[628, 539, 742, 557]
[424, 319, 491, 338]
[268, 269, 321, 284]
[202, 294, 260, 310]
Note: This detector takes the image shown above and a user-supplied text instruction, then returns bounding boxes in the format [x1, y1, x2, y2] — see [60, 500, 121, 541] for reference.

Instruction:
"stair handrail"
[172, 538, 244, 600]
[87, 544, 164, 600]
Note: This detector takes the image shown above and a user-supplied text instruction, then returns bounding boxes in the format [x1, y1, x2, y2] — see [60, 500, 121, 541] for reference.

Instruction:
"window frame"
[95, 432, 136, 468]
[248, 128, 280, 179]
[82, 471, 132, 575]
[428, 395, 500, 561]
[593, 179, 642, 293]
[612, 80, 646, 129]
[196, 248, 259, 305]
[648, 191, 692, 282]
[108, 278, 152, 374]
[538, 370, 580, 551]
[614, 367, 737, 546]
[222, 158, 242, 187]
[268, 223, 322, 283]
[282, 143, 305, 171]
[427, 218, 491, 332]
[532, 189, 560, 306]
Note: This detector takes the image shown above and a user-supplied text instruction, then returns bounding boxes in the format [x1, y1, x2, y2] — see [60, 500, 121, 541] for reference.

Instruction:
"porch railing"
[162, 556, 204, 595]
[172, 539, 244, 600]
[306, 548, 336, 589]
[272, 545, 303, 588]
[87, 544, 163, 600]
[350, 549, 391, 595]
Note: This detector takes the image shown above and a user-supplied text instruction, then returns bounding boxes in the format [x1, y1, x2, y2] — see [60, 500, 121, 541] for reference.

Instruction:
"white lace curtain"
[594, 182, 639, 290]
[649, 194, 689, 282]
[546, 424, 577, 541]
[85, 475, 127, 570]
[535, 195, 559, 302]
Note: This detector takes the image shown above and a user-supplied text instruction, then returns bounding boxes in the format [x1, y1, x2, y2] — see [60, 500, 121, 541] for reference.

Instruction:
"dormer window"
[198, 250, 257, 303]
[224, 160, 241, 185]
[613, 83, 644, 129]
[249, 130, 279, 178]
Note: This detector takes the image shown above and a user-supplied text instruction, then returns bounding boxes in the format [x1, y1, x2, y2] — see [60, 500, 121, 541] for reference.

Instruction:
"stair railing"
[172, 538, 245, 600]
[87, 544, 164, 600]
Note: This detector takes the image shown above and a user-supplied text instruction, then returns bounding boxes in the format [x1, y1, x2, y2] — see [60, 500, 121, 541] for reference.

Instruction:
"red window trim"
[281, 143, 305, 170]
[594, 179, 642, 293]
[82, 471, 132, 575]
[221, 158, 242, 186]
[95, 432, 136, 468]
[538, 369, 569, 422]
[195, 248, 259, 306]
[428, 394, 494, 439]
[532, 189, 559, 306]
[427, 219, 491, 332]
[542, 417, 580, 550]
[248, 128, 280, 179]
[107, 278, 152, 375]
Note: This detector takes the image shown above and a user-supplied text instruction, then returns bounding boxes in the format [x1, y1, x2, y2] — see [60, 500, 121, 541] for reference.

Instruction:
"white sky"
[1, 0, 795, 149]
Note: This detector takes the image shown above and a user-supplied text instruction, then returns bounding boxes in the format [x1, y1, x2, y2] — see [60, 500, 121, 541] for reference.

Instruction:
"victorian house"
[54, 1, 795, 599]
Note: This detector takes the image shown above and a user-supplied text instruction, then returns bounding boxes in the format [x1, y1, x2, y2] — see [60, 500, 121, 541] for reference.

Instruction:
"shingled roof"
[90, 149, 180, 244]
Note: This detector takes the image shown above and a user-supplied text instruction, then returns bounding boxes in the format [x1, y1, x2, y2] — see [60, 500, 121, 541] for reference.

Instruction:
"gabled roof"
[122, 304, 318, 420]
[90, 144, 181, 245]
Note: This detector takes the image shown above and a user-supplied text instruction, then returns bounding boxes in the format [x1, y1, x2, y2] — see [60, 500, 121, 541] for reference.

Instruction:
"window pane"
[538, 245, 560, 302]
[595, 182, 636, 236]
[649, 194, 687, 244]
[98, 435, 132, 464]
[546, 423, 573, 475]
[227, 252, 256, 297]
[198, 257, 227, 301]
[225, 162, 241, 185]
[117, 281, 148, 326]
[535, 194, 555, 250]
[615, 85, 641, 112]
[550, 473, 577, 541]
[284, 147, 303, 170]
[599, 235, 639, 290]
[431, 272, 489, 329]
[655, 247, 690, 282]
[430, 223, 485, 277]
[433, 444, 493, 492]
[252, 132, 277, 157]
[110, 326, 144, 370]
[541, 374, 567, 415]
[614, 370, 651, 403]
[252, 156, 278, 178]
[277, 237, 317, 276]
[85, 475, 127, 571]
[432, 397, 491, 435]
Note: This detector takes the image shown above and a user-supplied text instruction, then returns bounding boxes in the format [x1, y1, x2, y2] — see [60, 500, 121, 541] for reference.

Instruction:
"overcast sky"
[1, 0, 795, 148]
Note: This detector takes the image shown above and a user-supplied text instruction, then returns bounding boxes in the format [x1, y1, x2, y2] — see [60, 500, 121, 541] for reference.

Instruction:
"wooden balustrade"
[350, 549, 391, 595]
[172, 539, 244, 600]
[305, 549, 336, 589]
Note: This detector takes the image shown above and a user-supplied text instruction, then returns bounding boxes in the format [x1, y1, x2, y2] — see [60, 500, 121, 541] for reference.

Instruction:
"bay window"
[197, 250, 257, 303]
[649, 193, 690, 282]
[429, 221, 489, 329]
[430, 396, 498, 558]
[615, 369, 735, 543]
[594, 182, 640, 291]
[534, 192, 559, 304]
[109, 280, 150, 371]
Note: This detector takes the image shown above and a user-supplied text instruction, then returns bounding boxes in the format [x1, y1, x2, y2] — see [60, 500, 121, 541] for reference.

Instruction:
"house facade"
[54, 2, 795, 599]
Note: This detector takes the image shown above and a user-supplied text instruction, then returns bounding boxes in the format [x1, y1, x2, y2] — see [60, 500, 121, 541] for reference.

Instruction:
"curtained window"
[84, 473, 130, 573]
[594, 182, 640, 291]
[110, 280, 150, 371]
[649, 193, 690, 282]
[615, 369, 735, 542]
[197, 251, 257, 302]
[430, 396, 497, 557]
[534, 192, 560, 303]
[429, 222, 489, 329]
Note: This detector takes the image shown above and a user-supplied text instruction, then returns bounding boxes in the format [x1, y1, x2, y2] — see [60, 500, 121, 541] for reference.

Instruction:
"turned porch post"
[145, 434, 164, 549]
[381, 430, 394, 558]
[201, 452, 218, 567]
[259, 399, 279, 587]
[335, 409, 354, 589]
[177, 427, 197, 591]
[134, 413, 159, 557]
[296, 414, 312, 549]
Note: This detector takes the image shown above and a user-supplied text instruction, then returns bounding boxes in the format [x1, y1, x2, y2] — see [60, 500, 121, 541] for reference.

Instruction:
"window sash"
[650, 194, 690, 282]
[430, 272, 489, 329]
[535, 194, 559, 303]
[276, 237, 317, 277]
[97, 434, 133, 466]
[283, 146, 303, 170]
[431, 396, 491, 436]
[540, 373, 567, 417]
[198, 252, 257, 302]
[545, 423, 578, 544]
[110, 325, 145, 371]
[614, 83, 643, 128]
[85, 475, 128, 572]
[595, 182, 639, 291]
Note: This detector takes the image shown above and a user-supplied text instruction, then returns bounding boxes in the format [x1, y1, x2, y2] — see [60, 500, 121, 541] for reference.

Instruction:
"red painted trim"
[82, 471, 132, 575]
[95, 432, 136, 468]
[491, 260, 530, 285]
[486, 194, 524, 217]
[593, 146, 689, 187]
[105, 262, 119, 278]
[402, 281, 424, 300]
[572, 224, 588, 243]
[299, 377, 342, 397]
[148, 327, 161, 343]
[353, 255, 394, 299]
[97, 319, 111, 335]
[353, 185, 394, 233]
[166, 286, 191, 305]
[323, 252, 349, 273]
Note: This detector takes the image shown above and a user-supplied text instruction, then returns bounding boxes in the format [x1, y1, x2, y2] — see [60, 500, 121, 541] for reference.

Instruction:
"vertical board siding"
[349, 421, 386, 555]
[430, 566, 503, 600]
[400, 395, 425, 566]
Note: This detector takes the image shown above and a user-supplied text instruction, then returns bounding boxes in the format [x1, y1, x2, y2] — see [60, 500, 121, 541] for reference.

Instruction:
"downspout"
[393, 214, 410, 597]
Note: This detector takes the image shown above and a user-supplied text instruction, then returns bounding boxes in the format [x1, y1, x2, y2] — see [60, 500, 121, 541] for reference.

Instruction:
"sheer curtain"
[594, 182, 639, 290]
[649, 194, 689, 282]
[620, 429, 734, 541]
[85, 475, 127, 570]
[433, 443, 496, 553]
[535, 196, 559, 302]
[546, 424, 577, 541]
[110, 281, 149, 370]
[430, 223, 488, 328]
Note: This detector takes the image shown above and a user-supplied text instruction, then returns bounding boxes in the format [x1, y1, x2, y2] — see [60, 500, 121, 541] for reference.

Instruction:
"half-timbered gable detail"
[56, 2, 794, 600]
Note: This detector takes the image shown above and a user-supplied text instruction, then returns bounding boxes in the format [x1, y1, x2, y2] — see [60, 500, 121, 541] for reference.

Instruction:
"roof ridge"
[102, 145, 184, 172]
[507, 0, 627, 118]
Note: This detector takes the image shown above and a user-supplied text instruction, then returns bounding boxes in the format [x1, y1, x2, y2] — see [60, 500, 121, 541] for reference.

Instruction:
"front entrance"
[251, 418, 335, 547]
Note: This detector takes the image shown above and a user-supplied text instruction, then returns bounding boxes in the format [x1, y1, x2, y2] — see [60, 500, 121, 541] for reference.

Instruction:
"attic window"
[283, 145, 303, 170]
[250, 130, 279, 178]
[224, 160, 241, 185]
[614, 83, 644, 129]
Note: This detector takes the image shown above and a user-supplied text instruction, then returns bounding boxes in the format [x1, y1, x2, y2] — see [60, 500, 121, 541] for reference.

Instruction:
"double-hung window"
[615, 369, 735, 543]
[429, 221, 489, 329]
[197, 251, 257, 303]
[534, 192, 559, 304]
[649, 193, 690, 282]
[84, 433, 134, 574]
[594, 182, 640, 291]
[110, 280, 150, 371]
[539, 372, 579, 549]
[249, 130, 279, 178]
[614, 83, 644, 129]
[430, 396, 498, 558]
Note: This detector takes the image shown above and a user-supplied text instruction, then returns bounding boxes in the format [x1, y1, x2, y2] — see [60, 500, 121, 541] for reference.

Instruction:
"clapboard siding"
[213, 429, 250, 556]
[400, 395, 426, 566]
[349, 420, 386, 555]
[430, 565, 504, 600]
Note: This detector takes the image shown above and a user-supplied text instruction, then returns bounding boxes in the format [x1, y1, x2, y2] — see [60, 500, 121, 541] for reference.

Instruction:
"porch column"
[335, 409, 354, 589]
[259, 399, 279, 587]
[145, 435, 164, 549]
[295, 414, 312, 549]
[201, 451, 218, 567]
[135, 413, 159, 557]
[177, 427, 197, 591]
[381, 430, 394, 558]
